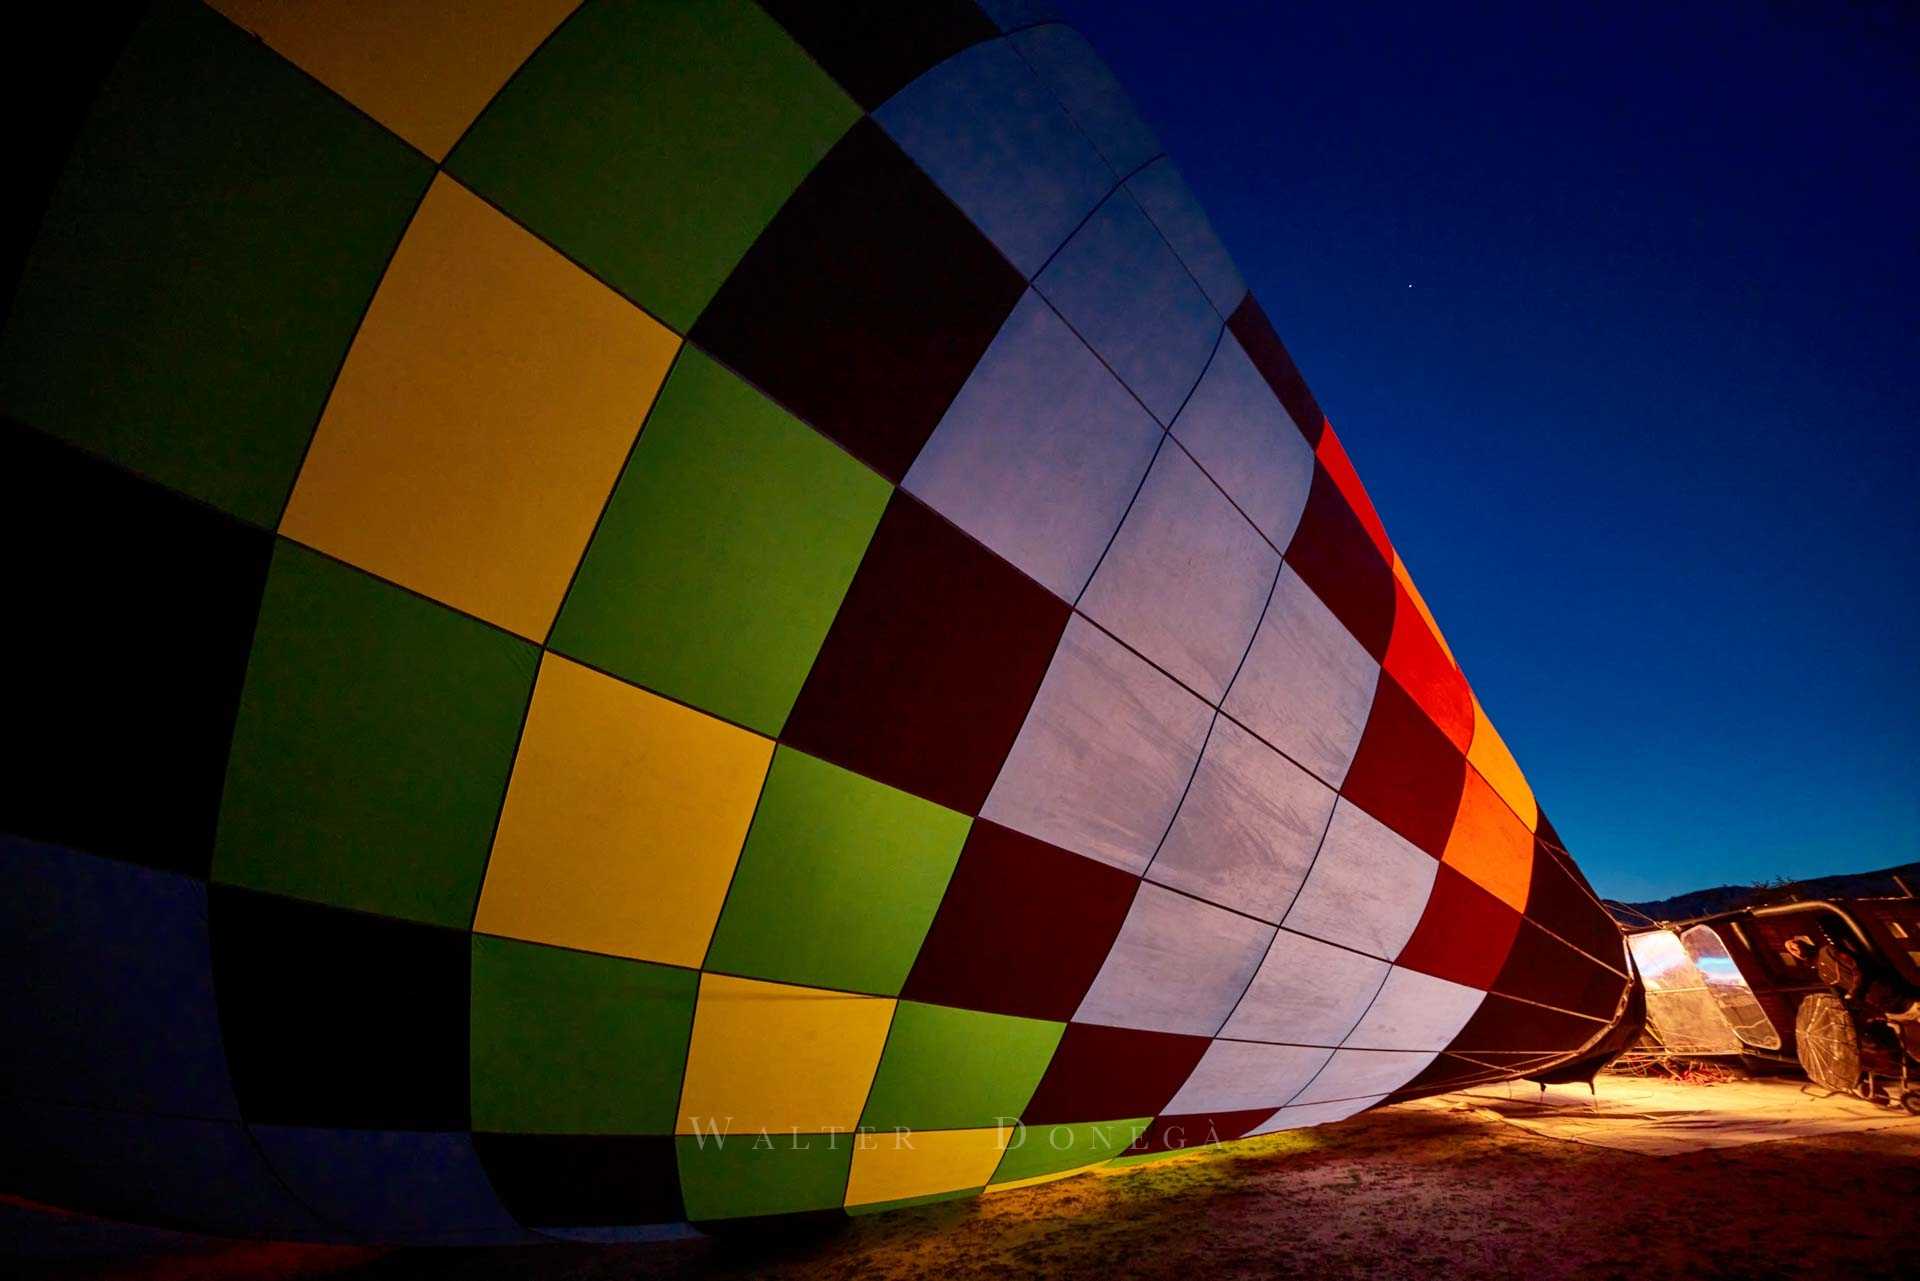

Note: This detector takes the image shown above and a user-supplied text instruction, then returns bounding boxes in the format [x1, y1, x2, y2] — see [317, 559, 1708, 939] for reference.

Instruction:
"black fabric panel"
[692, 120, 1026, 481]
[209, 886, 469, 1130]
[0, 417, 272, 877]
[471, 1133, 683, 1229]
[1, 4, 144, 314]
[759, 0, 998, 110]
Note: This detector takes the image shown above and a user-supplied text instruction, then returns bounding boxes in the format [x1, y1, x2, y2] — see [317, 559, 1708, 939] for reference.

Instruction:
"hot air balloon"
[0, 0, 1632, 1244]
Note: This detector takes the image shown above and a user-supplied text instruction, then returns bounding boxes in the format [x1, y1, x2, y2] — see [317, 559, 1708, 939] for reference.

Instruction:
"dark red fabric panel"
[1396, 1052, 1510, 1096]
[1137, 1108, 1274, 1152]
[1535, 808, 1565, 851]
[782, 492, 1070, 813]
[1493, 919, 1631, 1019]
[1341, 676, 1468, 857]
[1314, 425, 1391, 561]
[1225, 293, 1324, 445]
[1021, 1024, 1212, 1125]
[903, 820, 1138, 1021]
[1445, 992, 1607, 1056]
[1396, 864, 1523, 990]
[1284, 464, 1397, 661]
[1524, 837, 1627, 970]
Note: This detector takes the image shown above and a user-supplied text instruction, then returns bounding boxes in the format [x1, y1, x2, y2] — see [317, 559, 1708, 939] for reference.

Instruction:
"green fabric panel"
[212, 543, 536, 928]
[990, 1118, 1153, 1184]
[703, 749, 970, 994]
[846, 1187, 980, 1217]
[675, 1132, 854, 1221]
[549, 351, 887, 735]
[858, 1003, 1064, 1131]
[469, 936, 698, 1135]
[0, 0, 432, 527]
[446, 0, 858, 331]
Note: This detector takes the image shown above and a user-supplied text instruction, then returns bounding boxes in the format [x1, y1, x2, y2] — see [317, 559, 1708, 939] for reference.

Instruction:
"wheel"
[1795, 994, 1861, 1093]
[1903, 1090, 1920, 1117]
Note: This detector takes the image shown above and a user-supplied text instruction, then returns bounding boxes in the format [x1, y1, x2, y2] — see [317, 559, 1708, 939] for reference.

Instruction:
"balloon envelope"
[0, 0, 1630, 1242]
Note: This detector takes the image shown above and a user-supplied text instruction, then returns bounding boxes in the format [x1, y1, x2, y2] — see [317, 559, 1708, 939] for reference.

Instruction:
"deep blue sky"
[1066, 1, 1918, 899]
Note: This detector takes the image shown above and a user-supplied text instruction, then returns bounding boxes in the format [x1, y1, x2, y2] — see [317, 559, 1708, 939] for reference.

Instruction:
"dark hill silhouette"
[1609, 862, 1920, 926]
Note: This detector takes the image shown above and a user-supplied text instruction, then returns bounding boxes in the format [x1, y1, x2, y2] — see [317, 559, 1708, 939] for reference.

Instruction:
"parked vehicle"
[1622, 887, 1920, 1112]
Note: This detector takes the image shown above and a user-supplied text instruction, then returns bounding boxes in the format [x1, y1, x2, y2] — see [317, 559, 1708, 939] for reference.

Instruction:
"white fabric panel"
[1008, 24, 1160, 175]
[1078, 445, 1277, 702]
[1034, 192, 1219, 425]
[1124, 157, 1245, 315]
[983, 615, 1211, 872]
[1074, 882, 1273, 1036]
[904, 291, 1161, 601]
[1282, 799, 1438, 961]
[1219, 928, 1387, 1046]
[1171, 331, 1314, 548]
[1162, 1040, 1333, 1115]
[1290, 1049, 1438, 1105]
[877, 39, 1114, 277]
[1221, 566, 1378, 787]
[1149, 715, 1335, 922]
[1246, 1095, 1384, 1135]
[1343, 966, 1487, 1052]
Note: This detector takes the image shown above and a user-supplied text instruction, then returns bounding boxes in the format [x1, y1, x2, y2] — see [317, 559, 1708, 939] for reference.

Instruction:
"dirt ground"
[14, 1090, 1919, 1281]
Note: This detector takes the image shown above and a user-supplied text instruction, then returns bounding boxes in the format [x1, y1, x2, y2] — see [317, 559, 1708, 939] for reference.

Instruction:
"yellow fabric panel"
[677, 975, 895, 1135]
[281, 174, 678, 640]
[474, 654, 771, 967]
[1442, 767, 1535, 911]
[845, 1126, 1015, 1208]
[1466, 695, 1540, 832]
[1390, 551, 1457, 667]
[207, 0, 582, 161]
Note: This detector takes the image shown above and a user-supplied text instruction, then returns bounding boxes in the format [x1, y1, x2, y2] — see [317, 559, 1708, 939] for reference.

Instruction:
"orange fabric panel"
[1442, 767, 1535, 911]
[1468, 696, 1539, 832]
